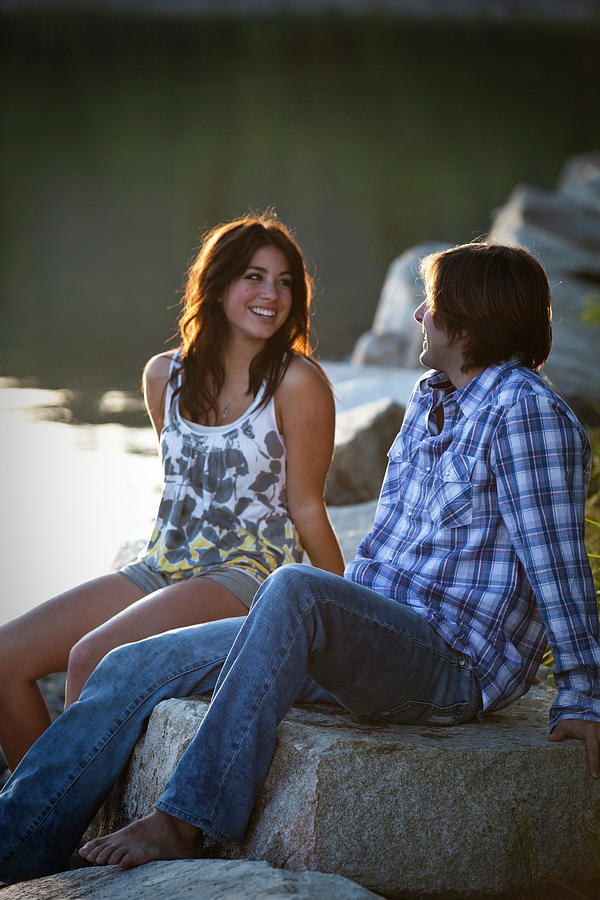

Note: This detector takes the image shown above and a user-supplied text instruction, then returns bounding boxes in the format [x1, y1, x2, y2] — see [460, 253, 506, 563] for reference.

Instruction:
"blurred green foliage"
[582, 293, 600, 327]
[589, 429, 600, 504]
[585, 429, 600, 595]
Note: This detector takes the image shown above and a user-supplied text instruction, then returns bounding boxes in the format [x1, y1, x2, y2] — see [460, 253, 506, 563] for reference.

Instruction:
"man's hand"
[549, 718, 600, 778]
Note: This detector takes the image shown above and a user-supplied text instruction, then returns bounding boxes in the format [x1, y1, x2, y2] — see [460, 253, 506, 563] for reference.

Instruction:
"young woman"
[0, 213, 344, 771]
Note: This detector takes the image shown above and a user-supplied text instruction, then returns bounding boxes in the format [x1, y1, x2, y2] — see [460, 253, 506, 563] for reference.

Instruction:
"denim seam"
[0, 655, 228, 866]
[380, 697, 469, 717]
[202, 592, 464, 830]
[315, 597, 474, 719]
[204, 590, 324, 826]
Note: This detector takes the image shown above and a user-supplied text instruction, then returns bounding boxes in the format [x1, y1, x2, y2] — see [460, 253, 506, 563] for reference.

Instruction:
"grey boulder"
[490, 152, 600, 418]
[97, 680, 599, 898]
[351, 242, 448, 368]
[348, 152, 600, 422]
[326, 397, 405, 505]
[327, 500, 377, 563]
[1, 859, 378, 899]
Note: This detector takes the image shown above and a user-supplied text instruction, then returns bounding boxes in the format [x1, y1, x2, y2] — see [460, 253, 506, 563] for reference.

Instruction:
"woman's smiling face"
[221, 245, 293, 345]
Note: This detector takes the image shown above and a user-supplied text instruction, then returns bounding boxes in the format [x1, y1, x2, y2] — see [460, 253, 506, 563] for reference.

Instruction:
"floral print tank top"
[143, 353, 303, 583]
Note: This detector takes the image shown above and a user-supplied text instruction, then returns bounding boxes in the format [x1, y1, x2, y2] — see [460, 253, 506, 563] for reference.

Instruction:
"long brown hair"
[419, 242, 552, 372]
[177, 212, 315, 423]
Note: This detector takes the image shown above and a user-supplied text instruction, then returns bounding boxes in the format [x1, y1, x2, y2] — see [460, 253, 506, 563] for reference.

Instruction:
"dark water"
[2, 12, 599, 421]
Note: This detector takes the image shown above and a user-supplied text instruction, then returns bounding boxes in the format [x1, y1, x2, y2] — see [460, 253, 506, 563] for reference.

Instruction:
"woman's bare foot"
[78, 809, 204, 869]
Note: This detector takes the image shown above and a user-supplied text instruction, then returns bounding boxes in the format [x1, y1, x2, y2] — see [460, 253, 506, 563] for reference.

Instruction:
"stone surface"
[489, 152, 600, 420]
[558, 150, 600, 208]
[324, 360, 420, 505]
[328, 500, 377, 563]
[325, 398, 404, 505]
[111, 538, 146, 570]
[37, 672, 67, 721]
[2, 859, 378, 899]
[350, 242, 448, 369]
[323, 360, 420, 413]
[98, 680, 600, 898]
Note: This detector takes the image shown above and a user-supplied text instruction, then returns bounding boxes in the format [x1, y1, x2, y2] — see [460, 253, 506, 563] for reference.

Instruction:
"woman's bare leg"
[65, 577, 248, 706]
[0, 574, 144, 770]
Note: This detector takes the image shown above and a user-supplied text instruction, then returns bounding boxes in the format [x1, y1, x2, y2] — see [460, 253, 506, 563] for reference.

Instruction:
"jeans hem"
[153, 801, 235, 846]
[0, 652, 231, 870]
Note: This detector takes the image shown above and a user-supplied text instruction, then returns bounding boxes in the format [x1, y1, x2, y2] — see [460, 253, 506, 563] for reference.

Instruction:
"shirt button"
[459, 657, 466, 666]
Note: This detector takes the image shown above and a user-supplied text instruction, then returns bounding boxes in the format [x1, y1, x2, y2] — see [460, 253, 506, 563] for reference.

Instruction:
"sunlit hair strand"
[176, 211, 317, 423]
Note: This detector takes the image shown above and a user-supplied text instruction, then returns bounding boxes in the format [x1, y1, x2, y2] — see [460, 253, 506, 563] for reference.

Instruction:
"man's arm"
[491, 393, 600, 776]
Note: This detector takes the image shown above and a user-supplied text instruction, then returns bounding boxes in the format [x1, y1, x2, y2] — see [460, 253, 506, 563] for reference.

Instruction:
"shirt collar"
[418, 359, 522, 418]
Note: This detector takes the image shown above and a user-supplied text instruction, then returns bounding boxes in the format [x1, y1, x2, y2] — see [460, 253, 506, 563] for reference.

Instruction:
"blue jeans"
[0, 565, 481, 885]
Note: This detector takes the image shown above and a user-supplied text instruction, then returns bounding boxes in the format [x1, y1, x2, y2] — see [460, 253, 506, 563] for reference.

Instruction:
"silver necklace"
[221, 385, 249, 420]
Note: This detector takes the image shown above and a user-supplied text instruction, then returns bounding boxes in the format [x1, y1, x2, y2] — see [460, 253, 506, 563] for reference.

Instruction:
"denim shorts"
[118, 559, 260, 610]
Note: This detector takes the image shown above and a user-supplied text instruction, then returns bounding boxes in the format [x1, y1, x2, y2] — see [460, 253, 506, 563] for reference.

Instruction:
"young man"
[1, 243, 598, 885]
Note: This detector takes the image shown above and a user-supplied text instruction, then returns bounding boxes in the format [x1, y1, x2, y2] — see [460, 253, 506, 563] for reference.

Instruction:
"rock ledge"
[2, 858, 378, 899]
[93, 677, 599, 898]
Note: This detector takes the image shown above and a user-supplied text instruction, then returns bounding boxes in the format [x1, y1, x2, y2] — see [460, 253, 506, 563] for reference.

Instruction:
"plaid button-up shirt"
[345, 361, 600, 729]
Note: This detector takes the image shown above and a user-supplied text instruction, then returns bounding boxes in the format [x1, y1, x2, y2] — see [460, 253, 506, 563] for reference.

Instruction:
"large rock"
[491, 182, 600, 255]
[558, 152, 600, 213]
[349, 153, 600, 423]
[323, 360, 420, 505]
[111, 538, 146, 570]
[323, 360, 420, 412]
[97, 679, 599, 898]
[350, 242, 448, 368]
[489, 152, 600, 421]
[2, 859, 378, 899]
[327, 500, 377, 562]
[326, 398, 404, 505]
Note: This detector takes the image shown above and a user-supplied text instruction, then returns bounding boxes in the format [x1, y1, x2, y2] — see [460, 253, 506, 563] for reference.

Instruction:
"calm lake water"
[1, 12, 599, 623]
[0, 384, 162, 625]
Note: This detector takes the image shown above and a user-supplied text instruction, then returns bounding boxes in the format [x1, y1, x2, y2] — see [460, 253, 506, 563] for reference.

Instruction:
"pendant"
[221, 402, 230, 420]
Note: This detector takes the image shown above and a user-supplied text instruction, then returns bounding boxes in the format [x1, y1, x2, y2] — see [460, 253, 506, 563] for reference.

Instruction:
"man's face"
[413, 298, 465, 376]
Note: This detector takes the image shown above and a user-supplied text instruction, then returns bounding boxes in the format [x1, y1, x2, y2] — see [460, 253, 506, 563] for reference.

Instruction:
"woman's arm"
[142, 352, 175, 439]
[276, 356, 345, 575]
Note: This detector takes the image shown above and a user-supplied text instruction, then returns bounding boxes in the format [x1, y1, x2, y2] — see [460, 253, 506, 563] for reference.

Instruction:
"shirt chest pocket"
[426, 452, 476, 528]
